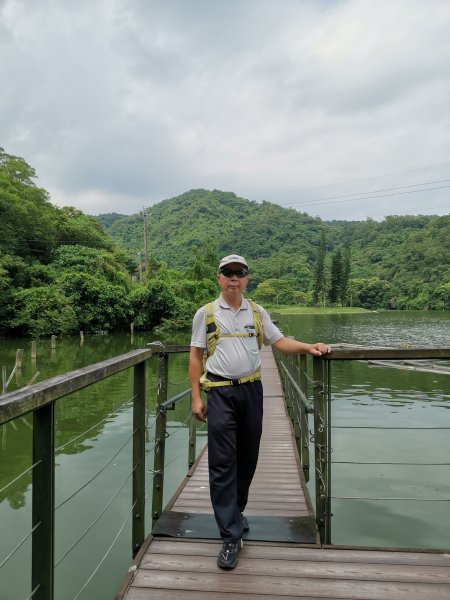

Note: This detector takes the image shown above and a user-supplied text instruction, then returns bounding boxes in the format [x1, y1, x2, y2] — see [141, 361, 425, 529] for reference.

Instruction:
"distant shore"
[266, 306, 369, 315]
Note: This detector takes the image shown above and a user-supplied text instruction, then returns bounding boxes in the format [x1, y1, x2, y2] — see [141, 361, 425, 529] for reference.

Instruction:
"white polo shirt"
[190, 295, 283, 379]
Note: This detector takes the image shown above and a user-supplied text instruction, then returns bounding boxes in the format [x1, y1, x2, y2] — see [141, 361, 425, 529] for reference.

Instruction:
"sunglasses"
[220, 268, 249, 278]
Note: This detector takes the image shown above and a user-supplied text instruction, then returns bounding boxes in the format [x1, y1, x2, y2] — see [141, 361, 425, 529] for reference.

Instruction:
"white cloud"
[1, 0, 449, 220]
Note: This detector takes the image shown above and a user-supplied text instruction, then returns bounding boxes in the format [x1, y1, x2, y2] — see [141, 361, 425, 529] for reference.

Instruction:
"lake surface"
[273, 310, 450, 550]
[0, 311, 449, 599]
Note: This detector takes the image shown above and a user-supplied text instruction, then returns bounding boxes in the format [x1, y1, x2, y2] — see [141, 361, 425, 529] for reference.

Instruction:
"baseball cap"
[218, 254, 248, 270]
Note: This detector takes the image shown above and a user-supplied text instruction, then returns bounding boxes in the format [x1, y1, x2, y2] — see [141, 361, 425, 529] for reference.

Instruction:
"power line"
[281, 179, 450, 207]
[284, 184, 450, 209]
[278, 160, 450, 194]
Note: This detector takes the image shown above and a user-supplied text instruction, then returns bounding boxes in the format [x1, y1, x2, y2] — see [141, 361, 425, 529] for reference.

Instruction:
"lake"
[0, 310, 449, 599]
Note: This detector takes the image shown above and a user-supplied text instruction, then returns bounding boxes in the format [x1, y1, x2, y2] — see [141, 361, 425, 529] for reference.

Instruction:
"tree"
[313, 232, 326, 306]
[130, 279, 178, 330]
[328, 249, 342, 305]
[57, 271, 131, 332]
[253, 279, 295, 305]
[10, 286, 77, 337]
[340, 245, 351, 306]
[185, 238, 219, 281]
[351, 277, 392, 309]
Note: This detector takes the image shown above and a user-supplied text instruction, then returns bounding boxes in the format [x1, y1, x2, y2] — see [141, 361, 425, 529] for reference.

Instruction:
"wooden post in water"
[132, 360, 146, 557]
[50, 335, 56, 350]
[152, 352, 168, 527]
[1, 366, 6, 394]
[80, 331, 84, 346]
[32, 402, 55, 600]
[31, 340, 37, 360]
[15, 349, 24, 369]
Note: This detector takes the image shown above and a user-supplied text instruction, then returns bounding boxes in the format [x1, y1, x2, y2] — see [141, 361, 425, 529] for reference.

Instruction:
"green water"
[0, 311, 449, 599]
[273, 310, 450, 550]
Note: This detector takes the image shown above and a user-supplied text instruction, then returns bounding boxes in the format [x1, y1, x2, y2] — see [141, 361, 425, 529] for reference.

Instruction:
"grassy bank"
[267, 306, 370, 315]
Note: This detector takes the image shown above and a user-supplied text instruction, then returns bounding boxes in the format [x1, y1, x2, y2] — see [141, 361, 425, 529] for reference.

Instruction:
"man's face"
[217, 262, 249, 295]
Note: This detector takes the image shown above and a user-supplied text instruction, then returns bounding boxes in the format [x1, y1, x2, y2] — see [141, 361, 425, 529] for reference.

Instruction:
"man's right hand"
[192, 397, 207, 422]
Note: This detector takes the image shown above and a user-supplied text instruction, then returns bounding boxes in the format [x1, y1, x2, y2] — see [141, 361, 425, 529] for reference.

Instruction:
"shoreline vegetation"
[1, 148, 449, 340]
[268, 306, 369, 315]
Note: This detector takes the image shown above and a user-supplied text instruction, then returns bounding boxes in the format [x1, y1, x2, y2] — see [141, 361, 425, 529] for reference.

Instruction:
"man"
[189, 254, 330, 570]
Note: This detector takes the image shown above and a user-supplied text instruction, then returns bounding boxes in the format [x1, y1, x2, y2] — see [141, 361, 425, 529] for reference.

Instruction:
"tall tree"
[340, 245, 351, 306]
[313, 231, 326, 306]
[328, 248, 342, 305]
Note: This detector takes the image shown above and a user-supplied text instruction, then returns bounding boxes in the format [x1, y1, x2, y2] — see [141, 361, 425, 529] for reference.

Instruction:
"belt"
[200, 368, 261, 392]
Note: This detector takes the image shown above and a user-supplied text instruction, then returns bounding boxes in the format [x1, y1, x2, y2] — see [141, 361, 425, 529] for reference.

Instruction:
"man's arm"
[189, 346, 207, 421]
[273, 337, 331, 356]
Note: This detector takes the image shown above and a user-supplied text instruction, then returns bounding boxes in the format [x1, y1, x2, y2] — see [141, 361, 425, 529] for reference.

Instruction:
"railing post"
[132, 360, 146, 557]
[32, 402, 55, 600]
[313, 356, 330, 545]
[152, 352, 168, 527]
[291, 355, 302, 460]
[299, 354, 310, 482]
[188, 402, 196, 470]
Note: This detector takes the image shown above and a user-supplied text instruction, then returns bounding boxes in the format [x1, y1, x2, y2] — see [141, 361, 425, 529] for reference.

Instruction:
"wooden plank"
[138, 553, 450, 583]
[130, 570, 450, 599]
[124, 591, 307, 600]
[171, 506, 310, 516]
[145, 540, 450, 566]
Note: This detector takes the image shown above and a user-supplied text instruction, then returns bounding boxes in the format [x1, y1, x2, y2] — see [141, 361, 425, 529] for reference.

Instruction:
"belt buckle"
[231, 379, 239, 386]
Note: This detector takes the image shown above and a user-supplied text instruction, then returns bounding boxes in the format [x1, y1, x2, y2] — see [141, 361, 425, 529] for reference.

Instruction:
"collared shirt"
[190, 294, 283, 379]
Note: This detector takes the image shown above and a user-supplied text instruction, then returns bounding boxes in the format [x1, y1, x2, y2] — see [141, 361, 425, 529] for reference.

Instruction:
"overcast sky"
[1, 0, 449, 221]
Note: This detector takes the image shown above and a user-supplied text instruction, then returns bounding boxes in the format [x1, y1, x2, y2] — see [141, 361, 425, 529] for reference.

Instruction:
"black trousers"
[206, 374, 263, 541]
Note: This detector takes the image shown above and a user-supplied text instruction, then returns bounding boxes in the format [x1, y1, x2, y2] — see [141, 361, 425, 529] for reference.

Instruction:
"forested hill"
[95, 189, 449, 310]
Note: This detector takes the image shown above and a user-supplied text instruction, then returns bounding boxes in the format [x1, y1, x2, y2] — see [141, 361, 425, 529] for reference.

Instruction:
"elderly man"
[189, 254, 330, 570]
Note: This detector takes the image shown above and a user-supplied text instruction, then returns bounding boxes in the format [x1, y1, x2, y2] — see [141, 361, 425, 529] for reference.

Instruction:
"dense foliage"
[0, 148, 133, 337]
[97, 189, 449, 311]
[1, 147, 448, 340]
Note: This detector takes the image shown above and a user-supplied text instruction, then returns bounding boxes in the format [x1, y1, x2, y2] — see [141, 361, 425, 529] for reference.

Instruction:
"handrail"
[274, 345, 450, 547]
[0, 345, 199, 600]
[0, 349, 153, 425]
[323, 347, 450, 360]
[160, 388, 191, 411]
[278, 362, 313, 413]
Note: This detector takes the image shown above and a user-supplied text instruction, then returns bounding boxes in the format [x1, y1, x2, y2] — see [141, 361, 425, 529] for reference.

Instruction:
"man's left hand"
[308, 343, 331, 356]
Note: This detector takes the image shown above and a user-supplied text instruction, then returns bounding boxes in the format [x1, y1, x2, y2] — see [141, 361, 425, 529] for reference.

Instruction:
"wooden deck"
[117, 348, 450, 600]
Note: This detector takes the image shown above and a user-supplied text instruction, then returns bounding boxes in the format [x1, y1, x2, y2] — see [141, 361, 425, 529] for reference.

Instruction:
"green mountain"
[94, 189, 449, 309]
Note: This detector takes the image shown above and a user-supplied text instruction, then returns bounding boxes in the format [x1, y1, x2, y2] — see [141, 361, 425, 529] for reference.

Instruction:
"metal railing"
[274, 346, 450, 546]
[0, 344, 198, 600]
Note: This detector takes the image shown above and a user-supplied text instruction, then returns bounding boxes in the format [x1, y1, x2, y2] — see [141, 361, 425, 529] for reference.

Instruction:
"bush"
[130, 279, 178, 330]
[11, 286, 77, 337]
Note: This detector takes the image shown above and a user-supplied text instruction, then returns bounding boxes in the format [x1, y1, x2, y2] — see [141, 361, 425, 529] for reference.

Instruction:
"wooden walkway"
[117, 348, 450, 600]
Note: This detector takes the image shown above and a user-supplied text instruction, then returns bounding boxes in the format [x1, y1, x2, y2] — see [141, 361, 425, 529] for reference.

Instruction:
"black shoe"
[241, 513, 249, 531]
[217, 539, 243, 570]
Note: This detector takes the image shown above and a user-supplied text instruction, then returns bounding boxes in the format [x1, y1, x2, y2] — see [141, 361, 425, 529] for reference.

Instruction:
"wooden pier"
[117, 348, 450, 600]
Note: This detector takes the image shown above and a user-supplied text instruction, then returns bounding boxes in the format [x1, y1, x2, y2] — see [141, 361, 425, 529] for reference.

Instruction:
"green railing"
[274, 346, 450, 546]
[0, 344, 197, 600]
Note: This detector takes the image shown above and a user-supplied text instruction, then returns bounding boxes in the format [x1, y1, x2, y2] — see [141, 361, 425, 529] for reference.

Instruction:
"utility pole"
[143, 209, 149, 278]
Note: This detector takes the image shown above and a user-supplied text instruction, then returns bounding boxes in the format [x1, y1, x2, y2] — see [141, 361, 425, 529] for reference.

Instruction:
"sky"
[1, 0, 450, 221]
